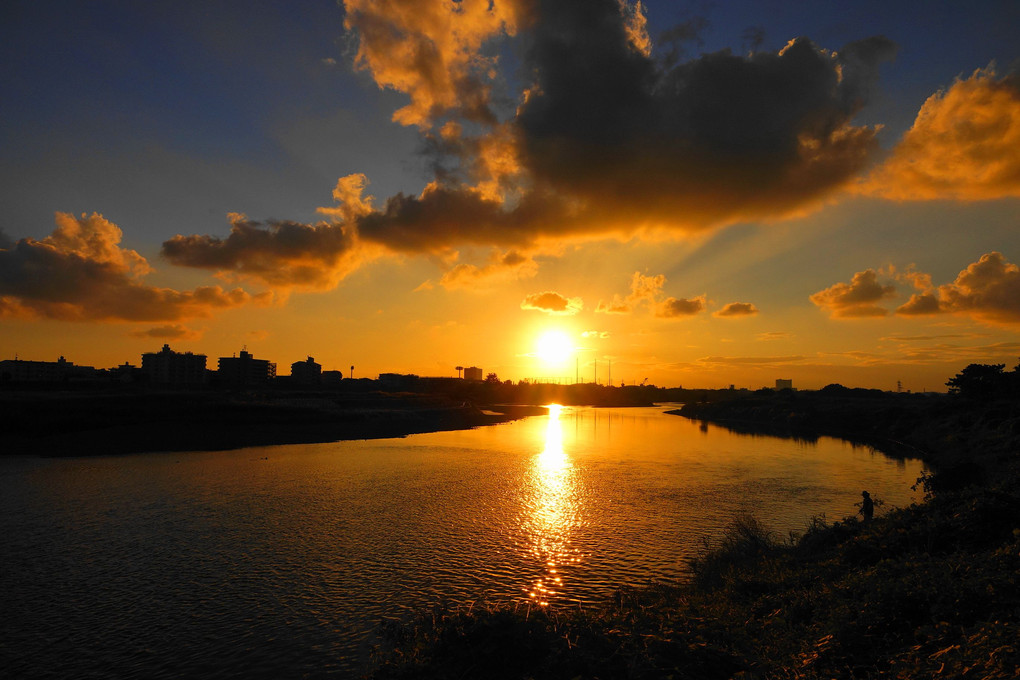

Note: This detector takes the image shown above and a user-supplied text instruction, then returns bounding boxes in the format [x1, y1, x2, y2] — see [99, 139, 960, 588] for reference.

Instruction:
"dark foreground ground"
[0, 390, 545, 457]
[367, 390, 1020, 679]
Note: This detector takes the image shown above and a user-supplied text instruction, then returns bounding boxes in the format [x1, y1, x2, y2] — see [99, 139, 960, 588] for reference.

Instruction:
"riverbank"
[367, 391, 1020, 679]
[0, 390, 547, 457]
[671, 388, 1019, 490]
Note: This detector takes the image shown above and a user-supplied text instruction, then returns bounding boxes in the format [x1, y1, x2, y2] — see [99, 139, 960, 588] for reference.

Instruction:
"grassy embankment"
[367, 390, 1020, 679]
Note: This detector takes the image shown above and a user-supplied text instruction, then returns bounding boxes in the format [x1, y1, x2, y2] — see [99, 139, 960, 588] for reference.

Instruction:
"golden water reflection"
[525, 404, 584, 606]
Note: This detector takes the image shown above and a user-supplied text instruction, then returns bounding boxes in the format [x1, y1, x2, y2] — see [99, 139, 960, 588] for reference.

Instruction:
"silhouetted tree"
[484, 372, 500, 384]
[946, 363, 1009, 399]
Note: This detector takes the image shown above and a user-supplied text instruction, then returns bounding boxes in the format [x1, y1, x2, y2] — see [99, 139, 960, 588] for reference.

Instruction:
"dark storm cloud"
[659, 17, 710, 67]
[740, 26, 766, 54]
[514, 0, 895, 224]
[353, 0, 897, 253]
[355, 186, 568, 252]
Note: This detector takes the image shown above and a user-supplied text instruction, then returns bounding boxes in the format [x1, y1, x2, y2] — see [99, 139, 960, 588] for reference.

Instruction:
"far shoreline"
[0, 390, 550, 458]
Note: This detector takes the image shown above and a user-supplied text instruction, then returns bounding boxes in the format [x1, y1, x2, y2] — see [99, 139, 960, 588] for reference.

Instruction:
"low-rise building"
[290, 356, 322, 386]
[321, 370, 344, 387]
[0, 356, 95, 382]
[109, 362, 139, 383]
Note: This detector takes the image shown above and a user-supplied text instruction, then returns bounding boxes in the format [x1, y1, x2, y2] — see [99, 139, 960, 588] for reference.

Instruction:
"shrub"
[689, 514, 780, 590]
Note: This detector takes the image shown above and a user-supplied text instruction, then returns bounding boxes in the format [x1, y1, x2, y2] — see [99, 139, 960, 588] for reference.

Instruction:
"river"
[1, 405, 924, 678]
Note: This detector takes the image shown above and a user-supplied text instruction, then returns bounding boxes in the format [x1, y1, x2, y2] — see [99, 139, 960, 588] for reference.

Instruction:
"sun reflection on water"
[525, 404, 583, 606]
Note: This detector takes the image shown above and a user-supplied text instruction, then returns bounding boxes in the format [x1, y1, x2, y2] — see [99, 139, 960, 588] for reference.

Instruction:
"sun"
[536, 330, 573, 364]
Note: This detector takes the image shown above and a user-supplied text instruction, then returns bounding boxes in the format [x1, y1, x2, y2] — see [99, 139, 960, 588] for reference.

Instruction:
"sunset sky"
[2, 0, 1018, 390]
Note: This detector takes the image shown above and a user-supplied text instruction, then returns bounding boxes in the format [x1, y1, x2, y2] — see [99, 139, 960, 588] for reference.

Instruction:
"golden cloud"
[815, 253, 1020, 325]
[129, 324, 203, 341]
[0, 213, 267, 322]
[317, 173, 376, 222]
[343, 0, 524, 129]
[757, 331, 792, 341]
[628, 272, 666, 304]
[596, 272, 662, 314]
[860, 68, 1020, 200]
[656, 296, 706, 318]
[436, 249, 538, 289]
[619, 0, 652, 56]
[520, 290, 583, 315]
[595, 297, 631, 314]
[895, 293, 942, 316]
[596, 271, 705, 319]
[698, 355, 807, 365]
[714, 302, 760, 318]
[897, 252, 1020, 324]
[810, 269, 896, 318]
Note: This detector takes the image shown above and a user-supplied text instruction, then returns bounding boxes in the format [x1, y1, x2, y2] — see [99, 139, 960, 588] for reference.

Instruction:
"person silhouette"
[859, 490, 874, 522]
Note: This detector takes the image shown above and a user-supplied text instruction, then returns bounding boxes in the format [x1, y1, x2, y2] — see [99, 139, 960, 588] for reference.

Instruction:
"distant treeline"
[675, 361, 1020, 490]
[0, 371, 750, 408]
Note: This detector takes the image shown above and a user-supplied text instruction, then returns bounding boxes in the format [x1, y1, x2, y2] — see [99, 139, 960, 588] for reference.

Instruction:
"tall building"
[463, 366, 483, 381]
[218, 349, 276, 387]
[290, 356, 322, 386]
[775, 378, 793, 390]
[141, 345, 207, 386]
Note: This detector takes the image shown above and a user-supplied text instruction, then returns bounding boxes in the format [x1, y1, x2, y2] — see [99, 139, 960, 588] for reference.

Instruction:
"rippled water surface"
[1, 406, 924, 678]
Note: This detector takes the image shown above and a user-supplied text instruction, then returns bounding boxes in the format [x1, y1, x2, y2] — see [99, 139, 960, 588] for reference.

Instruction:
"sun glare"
[536, 331, 573, 364]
